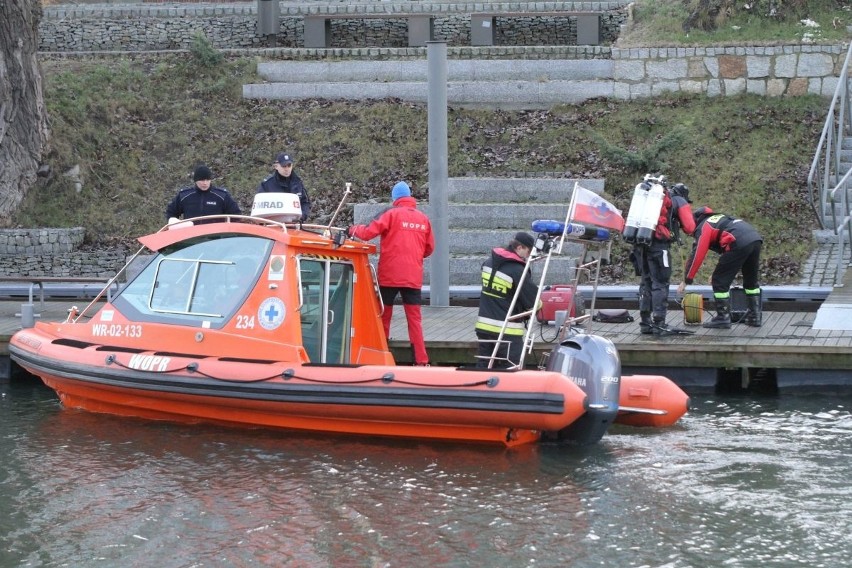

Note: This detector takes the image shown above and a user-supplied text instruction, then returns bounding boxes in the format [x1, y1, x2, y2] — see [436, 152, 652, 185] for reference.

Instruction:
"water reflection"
[2, 382, 851, 567]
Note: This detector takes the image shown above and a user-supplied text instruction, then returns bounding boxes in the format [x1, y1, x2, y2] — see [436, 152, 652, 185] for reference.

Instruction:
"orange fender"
[615, 375, 690, 428]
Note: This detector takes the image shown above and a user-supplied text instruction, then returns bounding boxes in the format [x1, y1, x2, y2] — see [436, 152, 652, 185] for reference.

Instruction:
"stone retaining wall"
[0, 229, 127, 278]
[38, 3, 847, 99]
[0, 228, 86, 255]
[38, 2, 627, 51]
[612, 44, 847, 99]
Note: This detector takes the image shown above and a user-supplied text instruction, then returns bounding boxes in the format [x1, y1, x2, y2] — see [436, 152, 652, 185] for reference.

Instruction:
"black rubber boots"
[744, 293, 762, 327]
[703, 297, 732, 329]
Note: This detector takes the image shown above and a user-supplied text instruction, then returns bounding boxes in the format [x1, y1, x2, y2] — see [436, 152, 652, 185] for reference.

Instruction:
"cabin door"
[298, 258, 353, 364]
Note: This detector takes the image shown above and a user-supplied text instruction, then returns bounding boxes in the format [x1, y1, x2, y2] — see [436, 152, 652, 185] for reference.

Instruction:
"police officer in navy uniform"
[630, 181, 696, 336]
[256, 152, 311, 222]
[165, 164, 241, 223]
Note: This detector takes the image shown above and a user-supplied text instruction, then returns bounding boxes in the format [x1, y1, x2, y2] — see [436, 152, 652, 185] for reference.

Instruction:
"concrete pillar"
[256, 0, 280, 47]
[427, 41, 449, 307]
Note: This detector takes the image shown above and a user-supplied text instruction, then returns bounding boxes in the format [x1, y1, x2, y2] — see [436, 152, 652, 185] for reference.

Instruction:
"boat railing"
[65, 213, 366, 325]
[68, 243, 151, 323]
[158, 213, 351, 236]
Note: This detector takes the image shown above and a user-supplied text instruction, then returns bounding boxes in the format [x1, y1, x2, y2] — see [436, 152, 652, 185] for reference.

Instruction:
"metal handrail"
[807, 42, 852, 286]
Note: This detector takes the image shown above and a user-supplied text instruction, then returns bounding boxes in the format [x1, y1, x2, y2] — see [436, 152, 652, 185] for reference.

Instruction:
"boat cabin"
[82, 215, 395, 366]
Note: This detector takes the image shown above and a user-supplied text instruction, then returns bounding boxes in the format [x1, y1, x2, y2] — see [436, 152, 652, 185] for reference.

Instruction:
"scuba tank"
[634, 176, 666, 244]
[622, 181, 649, 243]
[531, 220, 612, 242]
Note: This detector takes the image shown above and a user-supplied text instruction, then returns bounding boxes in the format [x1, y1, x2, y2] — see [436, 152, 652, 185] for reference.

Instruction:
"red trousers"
[380, 287, 428, 365]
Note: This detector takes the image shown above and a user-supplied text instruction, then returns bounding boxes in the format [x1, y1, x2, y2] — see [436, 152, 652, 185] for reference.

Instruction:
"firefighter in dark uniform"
[256, 152, 311, 222]
[678, 207, 764, 328]
[165, 164, 241, 223]
[630, 182, 696, 336]
[475, 232, 540, 368]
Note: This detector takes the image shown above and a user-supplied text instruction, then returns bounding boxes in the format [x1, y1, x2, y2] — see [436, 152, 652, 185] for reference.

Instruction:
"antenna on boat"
[327, 182, 352, 231]
[327, 182, 352, 246]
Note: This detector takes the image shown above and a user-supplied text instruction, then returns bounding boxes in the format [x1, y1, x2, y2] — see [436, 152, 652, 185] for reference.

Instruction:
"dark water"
[2, 379, 851, 568]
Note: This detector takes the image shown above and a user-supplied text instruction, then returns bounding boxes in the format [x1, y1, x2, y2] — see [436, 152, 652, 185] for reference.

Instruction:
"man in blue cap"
[256, 151, 311, 222]
[348, 181, 434, 366]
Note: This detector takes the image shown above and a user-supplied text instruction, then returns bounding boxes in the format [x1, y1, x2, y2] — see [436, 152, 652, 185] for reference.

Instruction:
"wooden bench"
[471, 11, 603, 46]
[303, 13, 435, 48]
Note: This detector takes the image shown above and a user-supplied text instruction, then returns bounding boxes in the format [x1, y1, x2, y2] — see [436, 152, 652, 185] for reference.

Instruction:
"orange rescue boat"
[9, 196, 688, 447]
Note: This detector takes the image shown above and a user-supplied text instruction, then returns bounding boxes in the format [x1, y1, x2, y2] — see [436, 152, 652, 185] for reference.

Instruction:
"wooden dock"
[388, 304, 852, 382]
[386, 266, 852, 392]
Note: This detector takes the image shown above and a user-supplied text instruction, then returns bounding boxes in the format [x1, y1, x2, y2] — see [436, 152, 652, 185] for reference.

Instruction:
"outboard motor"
[545, 333, 621, 445]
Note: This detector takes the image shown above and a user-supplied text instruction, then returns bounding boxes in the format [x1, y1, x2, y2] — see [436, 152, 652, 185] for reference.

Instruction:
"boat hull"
[10, 330, 589, 447]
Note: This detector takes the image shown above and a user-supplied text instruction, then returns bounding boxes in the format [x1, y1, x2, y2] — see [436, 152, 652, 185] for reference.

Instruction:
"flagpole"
[566, 181, 579, 224]
[556, 181, 581, 255]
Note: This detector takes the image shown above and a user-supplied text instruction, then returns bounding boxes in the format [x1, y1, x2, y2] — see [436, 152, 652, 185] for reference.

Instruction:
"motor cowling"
[544, 333, 621, 445]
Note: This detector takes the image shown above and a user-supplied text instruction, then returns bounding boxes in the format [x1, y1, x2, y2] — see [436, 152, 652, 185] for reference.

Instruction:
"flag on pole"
[567, 183, 625, 233]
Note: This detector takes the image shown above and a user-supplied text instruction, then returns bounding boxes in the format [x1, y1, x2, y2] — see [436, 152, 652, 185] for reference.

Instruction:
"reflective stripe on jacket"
[475, 247, 539, 335]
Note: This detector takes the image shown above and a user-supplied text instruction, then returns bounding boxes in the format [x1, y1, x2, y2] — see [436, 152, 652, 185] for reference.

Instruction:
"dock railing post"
[18, 303, 35, 328]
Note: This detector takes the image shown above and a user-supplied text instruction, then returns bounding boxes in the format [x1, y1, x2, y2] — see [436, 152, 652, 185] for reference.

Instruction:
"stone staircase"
[352, 177, 607, 286]
[244, 59, 614, 109]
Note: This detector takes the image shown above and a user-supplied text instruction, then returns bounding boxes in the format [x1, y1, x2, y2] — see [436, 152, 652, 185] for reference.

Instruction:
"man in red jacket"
[348, 181, 435, 365]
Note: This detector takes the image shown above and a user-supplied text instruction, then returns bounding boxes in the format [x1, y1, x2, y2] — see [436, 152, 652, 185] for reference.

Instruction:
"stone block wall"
[611, 44, 847, 100]
[0, 227, 85, 255]
[37, 3, 847, 100]
[0, 229, 127, 278]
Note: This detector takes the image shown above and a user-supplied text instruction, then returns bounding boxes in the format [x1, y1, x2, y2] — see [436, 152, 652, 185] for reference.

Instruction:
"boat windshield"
[112, 235, 272, 328]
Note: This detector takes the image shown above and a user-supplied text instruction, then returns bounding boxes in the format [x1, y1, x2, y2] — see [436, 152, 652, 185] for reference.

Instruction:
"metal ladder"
[478, 189, 614, 370]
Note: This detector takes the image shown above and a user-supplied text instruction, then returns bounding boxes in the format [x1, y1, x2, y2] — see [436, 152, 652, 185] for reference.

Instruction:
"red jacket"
[684, 214, 763, 284]
[351, 196, 435, 288]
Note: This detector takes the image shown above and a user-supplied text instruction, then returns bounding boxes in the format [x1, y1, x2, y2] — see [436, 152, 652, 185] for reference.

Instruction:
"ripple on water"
[2, 384, 852, 567]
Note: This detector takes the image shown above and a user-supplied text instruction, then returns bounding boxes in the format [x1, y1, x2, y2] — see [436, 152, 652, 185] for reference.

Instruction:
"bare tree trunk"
[0, 0, 49, 223]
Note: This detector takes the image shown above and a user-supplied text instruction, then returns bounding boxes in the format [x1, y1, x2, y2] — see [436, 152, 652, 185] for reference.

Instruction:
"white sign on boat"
[251, 192, 302, 223]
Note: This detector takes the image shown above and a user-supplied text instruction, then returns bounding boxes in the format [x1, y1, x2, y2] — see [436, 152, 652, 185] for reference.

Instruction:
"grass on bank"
[618, 0, 850, 46]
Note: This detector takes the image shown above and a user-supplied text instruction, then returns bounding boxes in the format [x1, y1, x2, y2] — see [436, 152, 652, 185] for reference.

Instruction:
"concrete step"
[256, 59, 614, 84]
[813, 229, 839, 244]
[423, 255, 586, 286]
[826, 165, 852, 187]
[247, 57, 616, 109]
[355, 202, 580, 229]
[446, 177, 605, 202]
[243, 79, 615, 109]
[362, 253, 587, 286]
[359, 228, 590, 256]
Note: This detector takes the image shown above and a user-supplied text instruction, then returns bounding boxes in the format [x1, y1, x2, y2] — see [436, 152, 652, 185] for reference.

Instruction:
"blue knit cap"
[391, 181, 411, 201]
